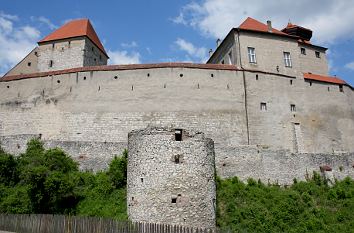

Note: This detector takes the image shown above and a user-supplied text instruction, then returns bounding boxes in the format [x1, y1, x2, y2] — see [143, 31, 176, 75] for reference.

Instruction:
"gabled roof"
[38, 19, 108, 57]
[304, 73, 346, 85]
[238, 17, 288, 36]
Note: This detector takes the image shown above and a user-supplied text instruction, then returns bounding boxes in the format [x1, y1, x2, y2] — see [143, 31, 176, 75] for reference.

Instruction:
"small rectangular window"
[49, 60, 53, 67]
[283, 52, 292, 67]
[315, 51, 320, 58]
[248, 47, 256, 63]
[27, 62, 31, 67]
[291, 104, 296, 112]
[339, 85, 344, 92]
[175, 129, 182, 141]
[228, 51, 233, 65]
[260, 102, 267, 111]
[301, 48, 306, 55]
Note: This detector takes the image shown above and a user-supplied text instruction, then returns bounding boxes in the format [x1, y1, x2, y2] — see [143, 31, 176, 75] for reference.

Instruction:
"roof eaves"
[298, 41, 327, 51]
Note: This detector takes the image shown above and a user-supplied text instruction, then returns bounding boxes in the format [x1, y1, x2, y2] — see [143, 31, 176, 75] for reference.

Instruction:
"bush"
[0, 139, 127, 218]
[217, 175, 354, 232]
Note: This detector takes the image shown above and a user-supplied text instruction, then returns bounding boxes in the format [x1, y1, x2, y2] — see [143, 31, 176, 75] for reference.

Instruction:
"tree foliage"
[216, 175, 354, 232]
[0, 139, 127, 219]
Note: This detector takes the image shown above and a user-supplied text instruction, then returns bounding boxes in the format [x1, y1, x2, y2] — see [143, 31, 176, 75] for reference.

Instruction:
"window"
[228, 51, 233, 65]
[49, 60, 53, 67]
[291, 104, 296, 112]
[339, 85, 343, 92]
[283, 52, 292, 67]
[248, 47, 256, 63]
[260, 102, 267, 111]
[91, 46, 94, 52]
[315, 51, 320, 58]
[27, 62, 31, 67]
[175, 129, 182, 141]
[301, 48, 306, 55]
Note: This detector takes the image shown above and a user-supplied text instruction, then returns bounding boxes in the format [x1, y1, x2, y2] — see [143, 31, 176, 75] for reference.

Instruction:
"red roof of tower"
[38, 19, 108, 57]
[238, 17, 287, 36]
[304, 73, 346, 85]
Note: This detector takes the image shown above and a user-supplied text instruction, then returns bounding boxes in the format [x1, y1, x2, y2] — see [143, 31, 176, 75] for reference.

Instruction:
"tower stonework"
[127, 126, 216, 229]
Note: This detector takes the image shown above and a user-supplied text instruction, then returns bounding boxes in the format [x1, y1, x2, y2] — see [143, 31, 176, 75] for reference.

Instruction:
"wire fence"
[0, 214, 216, 233]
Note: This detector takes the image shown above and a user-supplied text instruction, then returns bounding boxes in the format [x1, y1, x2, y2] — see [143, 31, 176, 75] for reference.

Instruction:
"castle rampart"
[0, 64, 353, 183]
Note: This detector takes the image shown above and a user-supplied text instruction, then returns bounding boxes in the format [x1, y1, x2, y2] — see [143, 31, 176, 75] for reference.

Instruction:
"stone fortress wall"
[127, 126, 216, 228]
[0, 64, 353, 184]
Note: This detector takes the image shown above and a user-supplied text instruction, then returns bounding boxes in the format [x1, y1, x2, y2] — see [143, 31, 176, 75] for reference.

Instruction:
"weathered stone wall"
[38, 38, 85, 72]
[83, 38, 108, 66]
[211, 31, 329, 77]
[244, 71, 354, 153]
[0, 67, 248, 170]
[0, 66, 353, 157]
[4, 47, 39, 77]
[216, 145, 354, 185]
[298, 44, 328, 76]
[127, 127, 216, 228]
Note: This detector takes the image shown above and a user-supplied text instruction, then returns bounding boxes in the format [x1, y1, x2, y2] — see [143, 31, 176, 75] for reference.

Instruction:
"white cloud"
[345, 61, 354, 71]
[121, 41, 138, 48]
[108, 50, 141, 65]
[173, 0, 354, 44]
[175, 38, 208, 62]
[0, 12, 40, 76]
[31, 16, 57, 30]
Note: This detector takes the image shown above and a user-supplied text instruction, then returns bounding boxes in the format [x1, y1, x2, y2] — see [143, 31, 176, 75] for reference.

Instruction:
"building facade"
[0, 17, 353, 193]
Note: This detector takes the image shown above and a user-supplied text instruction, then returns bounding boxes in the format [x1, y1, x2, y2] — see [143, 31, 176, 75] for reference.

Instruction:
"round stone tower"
[127, 126, 216, 228]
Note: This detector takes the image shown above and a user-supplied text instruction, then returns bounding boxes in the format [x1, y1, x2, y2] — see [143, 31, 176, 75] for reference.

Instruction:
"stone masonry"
[127, 126, 216, 229]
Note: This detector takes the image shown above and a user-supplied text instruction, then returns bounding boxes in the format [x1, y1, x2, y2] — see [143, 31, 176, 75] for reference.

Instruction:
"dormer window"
[248, 47, 256, 63]
[315, 51, 321, 58]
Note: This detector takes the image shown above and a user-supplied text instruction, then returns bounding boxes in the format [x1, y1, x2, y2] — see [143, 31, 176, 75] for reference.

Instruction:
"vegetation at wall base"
[216, 175, 354, 233]
[0, 139, 127, 220]
[1, 140, 354, 232]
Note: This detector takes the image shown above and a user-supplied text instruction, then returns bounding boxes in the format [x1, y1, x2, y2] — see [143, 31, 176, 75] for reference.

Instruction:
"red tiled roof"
[283, 22, 311, 32]
[238, 17, 288, 36]
[39, 19, 107, 57]
[304, 73, 346, 85]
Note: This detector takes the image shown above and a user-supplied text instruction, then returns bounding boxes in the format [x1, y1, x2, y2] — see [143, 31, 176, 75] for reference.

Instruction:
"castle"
[1, 17, 354, 227]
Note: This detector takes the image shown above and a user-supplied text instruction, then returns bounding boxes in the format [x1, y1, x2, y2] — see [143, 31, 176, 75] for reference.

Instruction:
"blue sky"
[1, 0, 354, 86]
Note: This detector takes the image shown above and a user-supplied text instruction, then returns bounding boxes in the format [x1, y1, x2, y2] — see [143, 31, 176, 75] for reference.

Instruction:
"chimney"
[209, 49, 213, 57]
[216, 38, 221, 47]
[267, 20, 272, 32]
